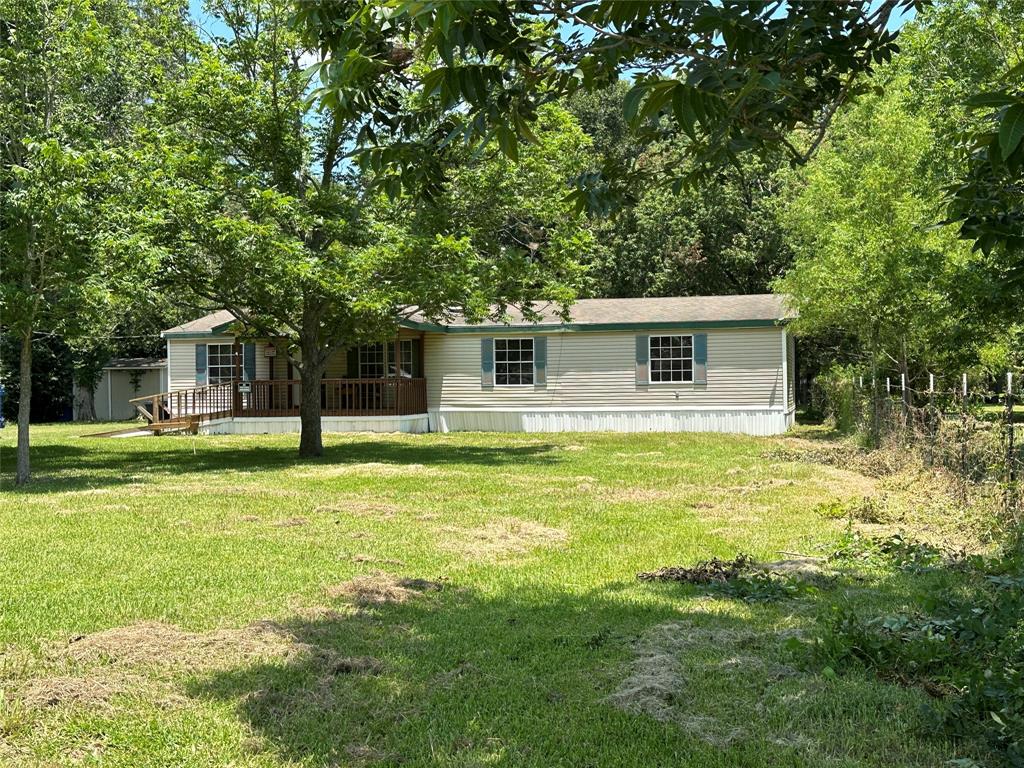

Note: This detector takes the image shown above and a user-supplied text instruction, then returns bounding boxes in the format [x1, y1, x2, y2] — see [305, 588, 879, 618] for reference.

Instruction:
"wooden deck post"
[394, 337, 402, 415]
[232, 341, 242, 416]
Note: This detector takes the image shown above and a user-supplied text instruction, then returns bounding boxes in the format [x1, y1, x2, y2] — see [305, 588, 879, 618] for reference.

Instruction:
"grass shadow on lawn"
[0, 439, 563, 494]
[184, 579, 971, 768]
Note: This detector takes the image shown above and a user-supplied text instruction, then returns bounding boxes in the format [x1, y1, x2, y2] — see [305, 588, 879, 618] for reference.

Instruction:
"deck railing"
[129, 378, 427, 424]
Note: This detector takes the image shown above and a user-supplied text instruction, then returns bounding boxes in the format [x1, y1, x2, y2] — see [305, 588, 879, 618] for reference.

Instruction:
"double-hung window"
[358, 344, 386, 379]
[495, 338, 534, 386]
[207, 343, 235, 384]
[358, 340, 413, 378]
[649, 335, 693, 383]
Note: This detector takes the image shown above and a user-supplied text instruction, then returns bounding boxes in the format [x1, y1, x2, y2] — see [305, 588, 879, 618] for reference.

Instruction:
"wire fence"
[824, 372, 1021, 535]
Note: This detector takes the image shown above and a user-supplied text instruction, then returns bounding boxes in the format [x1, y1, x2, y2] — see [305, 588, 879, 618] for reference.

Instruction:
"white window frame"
[358, 343, 386, 379]
[207, 342, 235, 385]
[494, 337, 535, 387]
[649, 334, 694, 384]
[390, 339, 413, 378]
[358, 340, 414, 379]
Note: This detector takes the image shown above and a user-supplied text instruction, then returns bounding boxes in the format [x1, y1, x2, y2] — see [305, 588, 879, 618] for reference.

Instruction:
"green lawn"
[0, 424, 989, 767]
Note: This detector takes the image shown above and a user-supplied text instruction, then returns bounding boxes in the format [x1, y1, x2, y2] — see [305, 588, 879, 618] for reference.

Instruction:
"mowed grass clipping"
[0, 424, 983, 767]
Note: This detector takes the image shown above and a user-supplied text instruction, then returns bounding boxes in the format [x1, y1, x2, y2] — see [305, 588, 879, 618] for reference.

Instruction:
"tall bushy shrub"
[815, 364, 860, 433]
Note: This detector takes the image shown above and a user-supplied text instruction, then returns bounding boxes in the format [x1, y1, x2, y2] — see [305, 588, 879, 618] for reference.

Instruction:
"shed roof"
[103, 357, 166, 370]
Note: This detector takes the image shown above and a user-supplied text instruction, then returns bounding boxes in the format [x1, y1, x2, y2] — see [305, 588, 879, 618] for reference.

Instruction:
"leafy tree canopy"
[568, 82, 792, 299]
[298, 0, 917, 209]
[142, 0, 593, 456]
[0, 0, 188, 482]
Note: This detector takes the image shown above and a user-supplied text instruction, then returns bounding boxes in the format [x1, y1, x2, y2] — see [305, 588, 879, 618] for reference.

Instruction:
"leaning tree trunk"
[16, 330, 32, 485]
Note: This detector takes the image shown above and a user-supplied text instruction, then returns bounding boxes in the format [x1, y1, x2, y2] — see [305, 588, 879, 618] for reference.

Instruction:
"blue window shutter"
[694, 333, 708, 385]
[534, 336, 547, 387]
[635, 335, 649, 386]
[195, 344, 207, 385]
[243, 343, 256, 381]
[347, 347, 359, 378]
[411, 338, 422, 378]
[481, 337, 494, 388]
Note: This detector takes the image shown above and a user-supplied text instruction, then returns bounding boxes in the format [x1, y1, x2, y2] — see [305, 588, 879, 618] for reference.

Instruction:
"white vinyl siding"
[787, 332, 796, 411]
[424, 327, 784, 411]
[167, 336, 270, 391]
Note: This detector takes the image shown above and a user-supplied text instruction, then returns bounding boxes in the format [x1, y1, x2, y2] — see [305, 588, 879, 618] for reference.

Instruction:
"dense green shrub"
[807, 543, 1024, 765]
[814, 363, 861, 433]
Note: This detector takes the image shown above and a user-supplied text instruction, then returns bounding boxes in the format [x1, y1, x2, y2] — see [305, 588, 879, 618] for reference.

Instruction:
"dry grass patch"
[442, 517, 568, 560]
[325, 573, 442, 606]
[350, 553, 406, 567]
[61, 620, 307, 671]
[316, 501, 402, 520]
[602, 486, 687, 504]
[20, 674, 127, 709]
[607, 621, 800, 749]
[9, 617, 387, 719]
[291, 462, 435, 479]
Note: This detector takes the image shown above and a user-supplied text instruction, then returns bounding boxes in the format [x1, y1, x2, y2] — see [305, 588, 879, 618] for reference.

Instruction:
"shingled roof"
[102, 357, 166, 369]
[161, 310, 237, 337]
[405, 294, 794, 331]
[163, 295, 794, 337]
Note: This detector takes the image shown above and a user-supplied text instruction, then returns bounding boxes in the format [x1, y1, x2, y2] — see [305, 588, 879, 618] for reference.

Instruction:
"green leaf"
[495, 124, 518, 162]
[966, 92, 1016, 109]
[997, 103, 1024, 159]
[622, 83, 648, 123]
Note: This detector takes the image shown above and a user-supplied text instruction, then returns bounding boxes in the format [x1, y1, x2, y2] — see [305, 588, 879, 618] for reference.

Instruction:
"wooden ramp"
[80, 426, 154, 439]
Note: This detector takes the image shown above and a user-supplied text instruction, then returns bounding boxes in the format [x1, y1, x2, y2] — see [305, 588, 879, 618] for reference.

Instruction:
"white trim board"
[429, 408, 792, 436]
[437, 405, 787, 413]
[199, 414, 429, 435]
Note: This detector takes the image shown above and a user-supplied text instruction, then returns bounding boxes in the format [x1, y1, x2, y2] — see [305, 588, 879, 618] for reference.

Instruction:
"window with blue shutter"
[243, 343, 256, 381]
[694, 333, 708, 385]
[534, 336, 547, 387]
[195, 344, 207, 385]
[635, 335, 649, 385]
[481, 338, 494, 388]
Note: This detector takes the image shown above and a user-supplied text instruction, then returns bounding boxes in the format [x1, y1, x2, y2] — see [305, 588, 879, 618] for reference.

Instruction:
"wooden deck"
[129, 378, 427, 428]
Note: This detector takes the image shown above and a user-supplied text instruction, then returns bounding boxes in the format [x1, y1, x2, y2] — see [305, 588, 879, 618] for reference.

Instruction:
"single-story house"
[74, 357, 168, 421]
[142, 294, 796, 436]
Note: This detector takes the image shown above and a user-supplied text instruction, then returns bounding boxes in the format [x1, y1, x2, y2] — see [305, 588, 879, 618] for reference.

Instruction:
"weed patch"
[807, 550, 1024, 763]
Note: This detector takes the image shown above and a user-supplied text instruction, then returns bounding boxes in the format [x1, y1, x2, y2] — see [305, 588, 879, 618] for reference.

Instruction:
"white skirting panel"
[200, 414, 429, 435]
[429, 408, 791, 436]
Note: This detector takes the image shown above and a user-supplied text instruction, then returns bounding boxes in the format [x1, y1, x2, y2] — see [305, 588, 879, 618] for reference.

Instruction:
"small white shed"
[77, 357, 167, 421]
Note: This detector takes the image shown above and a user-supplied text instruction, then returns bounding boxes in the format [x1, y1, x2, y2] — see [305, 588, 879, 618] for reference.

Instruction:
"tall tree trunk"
[297, 328, 327, 458]
[75, 381, 97, 421]
[16, 330, 32, 485]
[899, 338, 911, 410]
[869, 347, 881, 450]
[298, 367, 325, 458]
